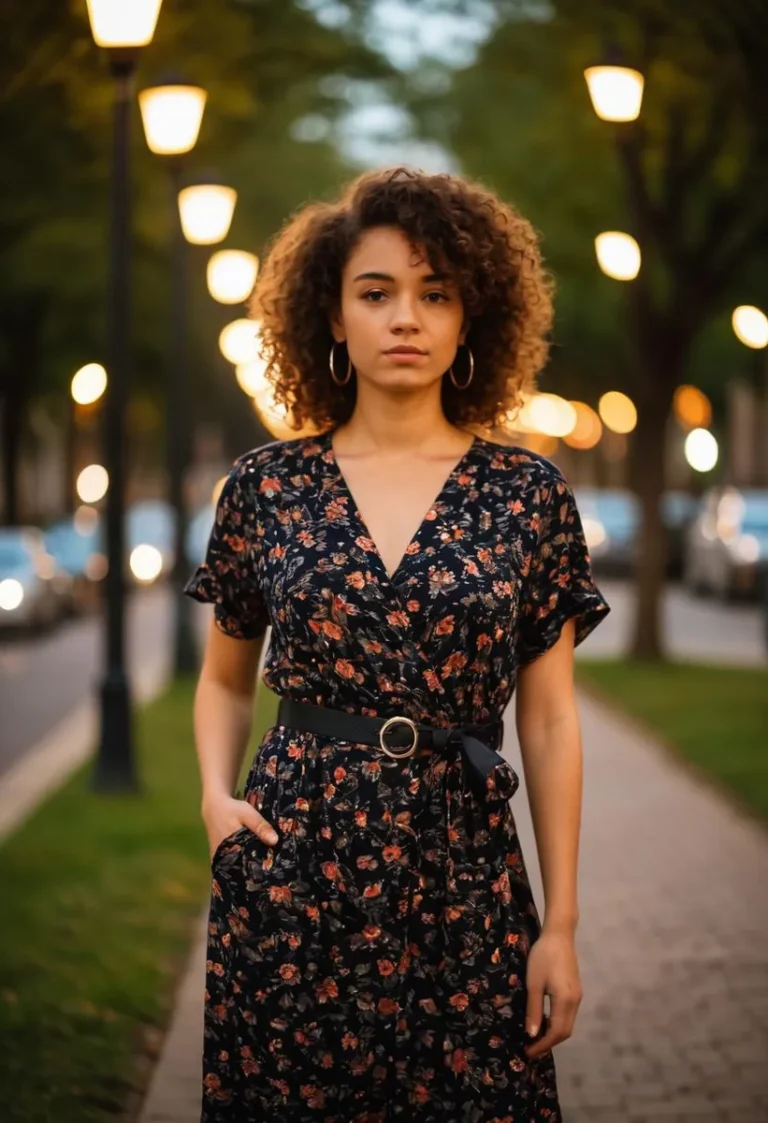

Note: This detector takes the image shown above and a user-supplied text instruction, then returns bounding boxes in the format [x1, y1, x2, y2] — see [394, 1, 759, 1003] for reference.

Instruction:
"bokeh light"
[732, 305, 768, 349]
[598, 391, 637, 434]
[673, 385, 711, 430]
[76, 464, 109, 504]
[71, 363, 107, 406]
[595, 232, 641, 280]
[684, 428, 718, 472]
[130, 544, 163, 583]
[563, 402, 603, 449]
[219, 319, 263, 365]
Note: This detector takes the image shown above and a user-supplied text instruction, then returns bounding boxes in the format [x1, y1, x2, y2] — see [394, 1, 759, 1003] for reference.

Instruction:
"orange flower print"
[322, 620, 344, 639]
[363, 882, 382, 898]
[386, 609, 410, 628]
[316, 978, 339, 1002]
[423, 669, 441, 692]
[449, 992, 470, 1012]
[258, 476, 282, 496]
[346, 570, 366, 589]
[335, 658, 357, 679]
[279, 963, 300, 983]
[268, 885, 293, 905]
[434, 614, 455, 635]
[382, 845, 402, 863]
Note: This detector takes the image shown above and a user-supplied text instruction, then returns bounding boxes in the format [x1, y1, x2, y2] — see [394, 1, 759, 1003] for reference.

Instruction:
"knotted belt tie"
[276, 697, 519, 804]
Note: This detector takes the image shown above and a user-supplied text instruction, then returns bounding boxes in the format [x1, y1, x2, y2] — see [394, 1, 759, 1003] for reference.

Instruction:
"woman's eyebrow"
[352, 270, 450, 283]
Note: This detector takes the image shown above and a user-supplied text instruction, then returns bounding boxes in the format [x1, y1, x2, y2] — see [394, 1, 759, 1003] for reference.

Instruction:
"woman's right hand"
[202, 793, 278, 859]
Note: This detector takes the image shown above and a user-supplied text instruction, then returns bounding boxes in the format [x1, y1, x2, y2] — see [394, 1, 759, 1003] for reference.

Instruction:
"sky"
[295, 0, 499, 171]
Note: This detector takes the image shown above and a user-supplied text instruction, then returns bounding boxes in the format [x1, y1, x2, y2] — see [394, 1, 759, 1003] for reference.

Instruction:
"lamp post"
[138, 76, 207, 674]
[86, 0, 163, 793]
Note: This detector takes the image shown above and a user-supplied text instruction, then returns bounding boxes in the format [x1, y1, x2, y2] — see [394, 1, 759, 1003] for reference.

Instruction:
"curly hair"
[250, 166, 554, 433]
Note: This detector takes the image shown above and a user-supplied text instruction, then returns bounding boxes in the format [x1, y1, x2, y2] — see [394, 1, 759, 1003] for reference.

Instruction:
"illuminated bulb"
[71, 363, 107, 406]
[77, 464, 109, 504]
[595, 232, 641, 280]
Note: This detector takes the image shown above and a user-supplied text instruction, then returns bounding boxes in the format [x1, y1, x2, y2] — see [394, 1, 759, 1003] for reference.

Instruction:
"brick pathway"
[140, 687, 768, 1122]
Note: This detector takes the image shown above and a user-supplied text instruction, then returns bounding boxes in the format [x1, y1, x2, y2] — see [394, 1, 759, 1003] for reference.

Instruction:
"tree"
[0, 0, 393, 523]
[405, 0, 768, 658]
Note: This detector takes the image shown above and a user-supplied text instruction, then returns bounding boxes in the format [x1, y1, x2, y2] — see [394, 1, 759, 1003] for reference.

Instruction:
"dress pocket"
[210, 825, 252, 869]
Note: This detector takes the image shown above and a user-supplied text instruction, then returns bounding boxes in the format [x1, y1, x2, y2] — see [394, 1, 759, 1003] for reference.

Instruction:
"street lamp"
[86, 0, 164, 793]
[138, 76, 207, 675]
[178, 178, 237, 244]
[207, 250, 260, 304]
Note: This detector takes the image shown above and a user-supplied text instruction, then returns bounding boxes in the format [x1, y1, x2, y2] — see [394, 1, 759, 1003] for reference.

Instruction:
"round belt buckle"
[378, 716, 419, 760]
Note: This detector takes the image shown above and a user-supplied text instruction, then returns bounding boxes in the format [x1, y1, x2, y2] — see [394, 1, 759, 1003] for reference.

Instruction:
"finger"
[526, 1001, 577, 1058]
[241, 804, 278, 846]
[525, 978, 545, 1041]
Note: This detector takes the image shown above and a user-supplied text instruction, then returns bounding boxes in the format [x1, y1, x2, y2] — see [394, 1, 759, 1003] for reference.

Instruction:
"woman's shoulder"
[232, 431, 322, 473]
[478, 435, 570, 492]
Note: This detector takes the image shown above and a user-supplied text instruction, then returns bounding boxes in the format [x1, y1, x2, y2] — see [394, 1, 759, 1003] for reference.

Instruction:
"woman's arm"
[194, 619, 278, 854]
[514, 615, 584, 1057]
[515, 615, 582, 935]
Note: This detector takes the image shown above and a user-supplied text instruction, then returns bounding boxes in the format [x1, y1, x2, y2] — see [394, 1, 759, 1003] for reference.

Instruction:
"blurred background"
[0, 2, 766, 1121]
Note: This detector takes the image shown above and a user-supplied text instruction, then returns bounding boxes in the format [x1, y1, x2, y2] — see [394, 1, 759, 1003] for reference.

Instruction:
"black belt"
[276, 697, 517, 803]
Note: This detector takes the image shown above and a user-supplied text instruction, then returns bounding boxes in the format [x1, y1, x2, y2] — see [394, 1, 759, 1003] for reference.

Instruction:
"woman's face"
[332, 225, 466, 390]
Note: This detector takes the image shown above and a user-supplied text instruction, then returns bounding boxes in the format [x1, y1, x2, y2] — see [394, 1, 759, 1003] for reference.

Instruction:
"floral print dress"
[184, 427, 611, 1123]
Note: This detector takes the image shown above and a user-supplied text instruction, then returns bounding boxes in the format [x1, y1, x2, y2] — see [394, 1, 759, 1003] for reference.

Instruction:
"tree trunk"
[1, 381, 24, 527]
[627, 366, 676, 660]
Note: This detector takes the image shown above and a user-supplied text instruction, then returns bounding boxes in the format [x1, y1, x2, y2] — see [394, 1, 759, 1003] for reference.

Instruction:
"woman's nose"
[388, 294, 421, 329]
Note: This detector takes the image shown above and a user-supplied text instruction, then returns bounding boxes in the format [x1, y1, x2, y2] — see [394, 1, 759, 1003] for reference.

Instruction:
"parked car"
[0, 527, 74, 632]
[573, 488, 639, 576]
[683, 486, 768, 600]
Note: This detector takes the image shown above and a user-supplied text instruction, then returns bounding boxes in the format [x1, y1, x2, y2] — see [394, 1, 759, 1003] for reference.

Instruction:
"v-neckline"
[324, 427, 479, 587]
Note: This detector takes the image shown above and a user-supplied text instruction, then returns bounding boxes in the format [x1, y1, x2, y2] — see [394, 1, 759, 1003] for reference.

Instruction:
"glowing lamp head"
[86, 0, 163, 48]
[207, 250, 260, 304]
[178, 180, 237, 245]
[595, 232, 641, 281]
[732, 305, 768, 350]
[585, 65, 644, 122]
[139, 79, 207, 156]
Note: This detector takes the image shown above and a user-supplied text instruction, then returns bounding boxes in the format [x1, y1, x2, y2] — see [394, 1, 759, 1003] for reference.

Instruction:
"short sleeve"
[515, 470, 611, 665]
[183, 459, 269, 640]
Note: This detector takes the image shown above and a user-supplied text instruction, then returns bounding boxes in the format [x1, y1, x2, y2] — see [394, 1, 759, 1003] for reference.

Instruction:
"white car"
[0, 527, 74, 631]
[684, 487, 768, 600]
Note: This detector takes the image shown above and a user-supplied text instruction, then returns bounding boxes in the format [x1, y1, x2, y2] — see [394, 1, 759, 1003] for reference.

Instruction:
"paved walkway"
[139, 685, 768, 1123]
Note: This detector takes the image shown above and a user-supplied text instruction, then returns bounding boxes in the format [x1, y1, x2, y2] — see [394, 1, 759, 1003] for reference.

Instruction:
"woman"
[185, 166, 611, 1122]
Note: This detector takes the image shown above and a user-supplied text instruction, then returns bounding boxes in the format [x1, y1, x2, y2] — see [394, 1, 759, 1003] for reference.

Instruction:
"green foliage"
[405, 0, 768, 404]
[0, 0, 393, 452]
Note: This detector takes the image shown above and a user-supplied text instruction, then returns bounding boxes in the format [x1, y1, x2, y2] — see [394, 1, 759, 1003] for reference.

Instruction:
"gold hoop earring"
[449, 344, 474, 390]
[329, 342, 353, 386]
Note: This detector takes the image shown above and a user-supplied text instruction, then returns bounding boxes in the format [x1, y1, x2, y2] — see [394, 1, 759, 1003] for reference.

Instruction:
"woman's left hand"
[524, 929, 583, 1060]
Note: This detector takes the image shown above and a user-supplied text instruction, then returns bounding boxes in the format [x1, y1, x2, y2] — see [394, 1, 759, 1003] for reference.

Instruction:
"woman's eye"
[362, 290, 387, 302]
[425, 291, 449, 303]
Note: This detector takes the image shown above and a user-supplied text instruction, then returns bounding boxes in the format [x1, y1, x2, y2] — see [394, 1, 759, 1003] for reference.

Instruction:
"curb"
[0, 656, 170, 843]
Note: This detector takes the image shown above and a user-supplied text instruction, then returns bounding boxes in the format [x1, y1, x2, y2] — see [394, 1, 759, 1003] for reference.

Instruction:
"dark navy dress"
[184, 427, 611, 1123]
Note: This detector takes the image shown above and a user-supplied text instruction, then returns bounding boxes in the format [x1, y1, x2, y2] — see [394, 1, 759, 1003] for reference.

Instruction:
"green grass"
[577, 659, 768, 823]
[0, 675, 277, 1123]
